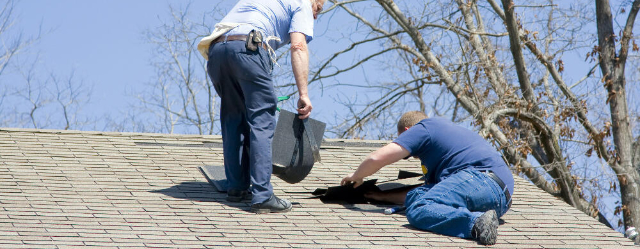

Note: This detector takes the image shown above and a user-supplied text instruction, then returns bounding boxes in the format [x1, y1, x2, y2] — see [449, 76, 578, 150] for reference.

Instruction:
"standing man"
[341, 111, 514, 245]
[199, 0, 326, 214]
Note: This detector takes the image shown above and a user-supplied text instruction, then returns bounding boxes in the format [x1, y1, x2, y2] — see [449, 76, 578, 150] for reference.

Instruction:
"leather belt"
[212, 35, 268, 50]
[480, 170, 512, 209]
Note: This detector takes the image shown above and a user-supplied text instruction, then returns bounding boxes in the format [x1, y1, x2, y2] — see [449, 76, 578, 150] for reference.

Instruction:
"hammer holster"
[245, 30, 263, 51]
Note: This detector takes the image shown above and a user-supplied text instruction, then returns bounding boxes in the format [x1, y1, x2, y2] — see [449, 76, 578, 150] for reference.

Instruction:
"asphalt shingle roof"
[0, 128, 636, 248]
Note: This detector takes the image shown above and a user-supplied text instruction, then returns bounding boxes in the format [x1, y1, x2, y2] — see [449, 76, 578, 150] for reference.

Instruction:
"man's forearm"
[290, 42, 309, 97]
[289, 32, 312, 119]
[352, 143, 411, 181]
[351, 157, 387, 180]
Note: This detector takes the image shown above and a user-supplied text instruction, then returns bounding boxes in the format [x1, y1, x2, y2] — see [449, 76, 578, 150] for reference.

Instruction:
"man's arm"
[341, 142, 410, 188]
[290, 32, 312, 119]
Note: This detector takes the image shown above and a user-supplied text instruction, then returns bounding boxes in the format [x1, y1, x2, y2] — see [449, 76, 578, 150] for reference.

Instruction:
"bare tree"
[7, 60, 93, 130]
[49, 70, 92, 130]
[0, 0, 92, 130]
[139, 3, 221, 135]
[14, 61, 52, 129]
[310, 0, 640, 236]
[0, 0, 38, 118]
[0, 0, 36, 75]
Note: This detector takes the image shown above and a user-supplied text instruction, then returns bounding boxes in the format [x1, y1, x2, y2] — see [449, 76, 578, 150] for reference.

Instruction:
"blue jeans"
[404, 168, 510, 239]
[207, 40, 276, 204]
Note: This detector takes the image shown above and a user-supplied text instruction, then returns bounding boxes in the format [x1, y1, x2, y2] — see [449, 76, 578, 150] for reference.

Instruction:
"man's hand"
[290, 32, 312, 120]
[297, 95, 312, 119]
[340, 143, 411, 189]
[341, 173, 364, 188]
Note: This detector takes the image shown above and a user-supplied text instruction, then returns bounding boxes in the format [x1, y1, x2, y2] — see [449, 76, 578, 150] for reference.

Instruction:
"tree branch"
[617, 0, 640, 66]
[500, 0, 536, 103]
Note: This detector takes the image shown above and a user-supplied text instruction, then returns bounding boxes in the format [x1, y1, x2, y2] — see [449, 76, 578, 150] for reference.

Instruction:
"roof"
[0, 127, 636, 248]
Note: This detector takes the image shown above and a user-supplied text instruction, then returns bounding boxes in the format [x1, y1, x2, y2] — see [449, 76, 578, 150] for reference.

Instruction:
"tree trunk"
[595, 0, 640, 235]
[501, 0, 604, 223]
[634, 136, 640, 175]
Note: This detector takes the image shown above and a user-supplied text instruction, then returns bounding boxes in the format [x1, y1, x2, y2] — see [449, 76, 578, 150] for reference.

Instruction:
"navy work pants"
[207, 40, 276, 204]
[405, 168, 511, 239]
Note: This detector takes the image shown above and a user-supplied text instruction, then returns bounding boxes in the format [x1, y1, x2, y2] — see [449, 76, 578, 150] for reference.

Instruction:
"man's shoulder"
[422, 117, 449, 124]
[416, 117, 452, 130]
[268, 0, 310, 10]
[285, 0, 310, 6]
[233, 0, 307, 11]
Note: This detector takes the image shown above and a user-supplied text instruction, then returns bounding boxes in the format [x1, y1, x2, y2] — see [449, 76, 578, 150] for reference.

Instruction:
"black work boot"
[226, 189, 251, 202]
[250, 195, 292, 214]
[472, 210, 499, 245]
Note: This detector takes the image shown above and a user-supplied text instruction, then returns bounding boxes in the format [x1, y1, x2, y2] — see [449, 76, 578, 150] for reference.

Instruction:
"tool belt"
[480, 170, 512, 209]
[212, 34, 268, 50]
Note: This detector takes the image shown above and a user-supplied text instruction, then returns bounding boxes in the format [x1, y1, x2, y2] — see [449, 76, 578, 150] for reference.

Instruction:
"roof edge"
[0, 127, 220, 139]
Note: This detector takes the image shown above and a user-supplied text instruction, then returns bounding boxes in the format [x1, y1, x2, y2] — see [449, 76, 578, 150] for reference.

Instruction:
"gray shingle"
[0, 128, 636, 248]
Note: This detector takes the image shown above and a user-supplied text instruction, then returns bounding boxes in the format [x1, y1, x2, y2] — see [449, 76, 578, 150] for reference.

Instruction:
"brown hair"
[397, 111, 428, 134]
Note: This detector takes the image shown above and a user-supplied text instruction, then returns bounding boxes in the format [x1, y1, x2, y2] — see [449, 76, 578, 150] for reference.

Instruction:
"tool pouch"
[245, 29, 263, 51]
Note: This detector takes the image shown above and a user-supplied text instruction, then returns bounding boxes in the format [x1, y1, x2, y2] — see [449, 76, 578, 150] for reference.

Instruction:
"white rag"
[197, 22, 243, 60]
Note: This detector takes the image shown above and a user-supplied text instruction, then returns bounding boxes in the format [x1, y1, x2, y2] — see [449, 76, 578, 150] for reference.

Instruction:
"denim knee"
[406, 198, 442, 232]
[405, 184, 432, 207]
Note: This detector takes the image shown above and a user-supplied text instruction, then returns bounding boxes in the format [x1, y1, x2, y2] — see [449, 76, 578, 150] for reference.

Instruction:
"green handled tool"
[276, 96, 290, 111]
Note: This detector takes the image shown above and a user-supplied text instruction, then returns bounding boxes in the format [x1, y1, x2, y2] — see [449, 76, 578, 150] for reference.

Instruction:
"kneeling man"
[341, 111, 514, 245]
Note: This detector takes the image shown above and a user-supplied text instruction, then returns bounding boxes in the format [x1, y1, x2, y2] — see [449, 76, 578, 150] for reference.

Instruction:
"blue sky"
[14, 0, 232, 120]
[9, 0, 621, 135]
[10, 0, 349, 132]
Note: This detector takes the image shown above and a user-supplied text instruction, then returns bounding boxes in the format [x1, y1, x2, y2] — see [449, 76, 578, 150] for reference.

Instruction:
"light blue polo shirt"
[221, 0, 315, 49]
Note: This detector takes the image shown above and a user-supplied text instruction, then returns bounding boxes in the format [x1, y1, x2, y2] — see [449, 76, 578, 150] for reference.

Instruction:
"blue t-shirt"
[221, 0, 315, 49]
[394, 117, 514, 195]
